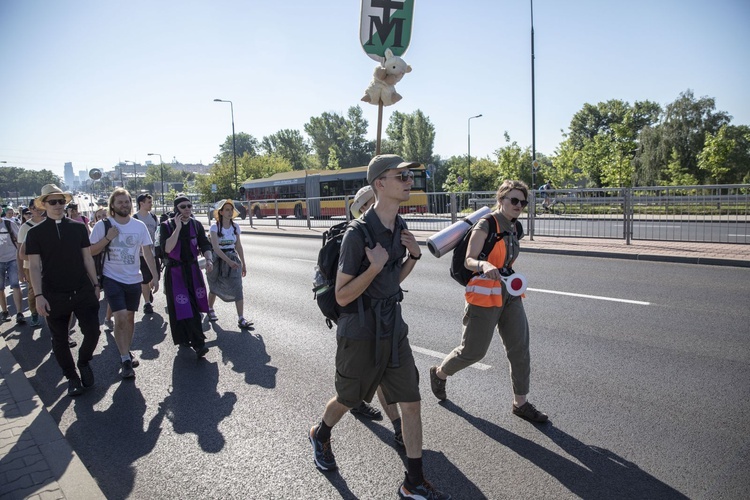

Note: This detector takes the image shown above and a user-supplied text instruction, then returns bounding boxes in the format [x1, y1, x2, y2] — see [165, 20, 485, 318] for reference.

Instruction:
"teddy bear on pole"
[361, 48, 412, 106]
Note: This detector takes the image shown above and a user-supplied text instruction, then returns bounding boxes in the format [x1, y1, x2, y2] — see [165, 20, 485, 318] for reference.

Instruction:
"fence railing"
[233, 185, 750, 244]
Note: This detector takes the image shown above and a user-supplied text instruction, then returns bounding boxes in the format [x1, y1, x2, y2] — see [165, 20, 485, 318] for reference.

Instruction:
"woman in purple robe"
[158, 195, 214, 358]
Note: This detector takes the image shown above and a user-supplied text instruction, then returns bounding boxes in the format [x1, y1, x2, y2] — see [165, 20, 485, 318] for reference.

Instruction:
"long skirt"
[206, 250, 244, 303]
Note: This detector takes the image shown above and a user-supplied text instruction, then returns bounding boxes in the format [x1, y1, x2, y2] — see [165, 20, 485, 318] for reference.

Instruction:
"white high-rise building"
[64, 162, 75, 187]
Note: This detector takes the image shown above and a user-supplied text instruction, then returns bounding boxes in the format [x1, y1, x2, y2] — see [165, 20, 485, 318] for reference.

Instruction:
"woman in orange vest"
[429, 179, 548, 423]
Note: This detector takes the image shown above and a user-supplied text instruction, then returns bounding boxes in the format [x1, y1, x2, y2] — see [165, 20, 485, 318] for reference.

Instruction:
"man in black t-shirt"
[26, 184, 102, 397]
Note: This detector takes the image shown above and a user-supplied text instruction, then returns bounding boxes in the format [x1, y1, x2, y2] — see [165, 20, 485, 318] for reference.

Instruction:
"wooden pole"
[376, 100, 384, 155]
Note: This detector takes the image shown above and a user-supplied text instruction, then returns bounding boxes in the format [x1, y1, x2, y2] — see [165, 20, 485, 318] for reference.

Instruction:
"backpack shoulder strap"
[350, 218, 374, 249]
[151, 212, 158, 224]
[4, 219, 17, 247]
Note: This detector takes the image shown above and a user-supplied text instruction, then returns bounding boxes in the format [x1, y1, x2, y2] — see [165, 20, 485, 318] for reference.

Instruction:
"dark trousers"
[46, 285, 101, 380]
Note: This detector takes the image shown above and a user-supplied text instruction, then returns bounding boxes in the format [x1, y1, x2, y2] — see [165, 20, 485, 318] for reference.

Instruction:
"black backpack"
[449, 214, 524, 286]
[312, 218, 374, 329]
[93, 219, 113, 286]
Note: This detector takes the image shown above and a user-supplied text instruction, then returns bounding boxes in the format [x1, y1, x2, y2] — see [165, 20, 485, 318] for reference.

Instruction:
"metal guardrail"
[233, 185, 749, 244]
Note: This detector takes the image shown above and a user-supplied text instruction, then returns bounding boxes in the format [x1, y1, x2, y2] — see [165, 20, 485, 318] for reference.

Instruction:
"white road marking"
[527, 288, 650, 305]
[410, 345, 491, 371]
[293, 258, 317, 263]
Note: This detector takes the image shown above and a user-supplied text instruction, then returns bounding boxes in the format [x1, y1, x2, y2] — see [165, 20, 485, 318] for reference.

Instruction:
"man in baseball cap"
[366, 154, 420, 185]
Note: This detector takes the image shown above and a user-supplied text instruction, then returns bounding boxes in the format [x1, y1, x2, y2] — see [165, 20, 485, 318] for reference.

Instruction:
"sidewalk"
[0, 336, 105, 500]
[0, 226, 746, 500]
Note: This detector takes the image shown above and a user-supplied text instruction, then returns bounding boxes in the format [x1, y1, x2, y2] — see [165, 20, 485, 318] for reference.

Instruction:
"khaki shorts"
[334, 331, 421, 408]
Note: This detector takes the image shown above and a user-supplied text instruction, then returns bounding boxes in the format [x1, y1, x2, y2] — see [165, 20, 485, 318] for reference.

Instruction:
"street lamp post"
[147, 153, 164, 207]
[467, 114, 483, 192]
[213, 98, 238, 196]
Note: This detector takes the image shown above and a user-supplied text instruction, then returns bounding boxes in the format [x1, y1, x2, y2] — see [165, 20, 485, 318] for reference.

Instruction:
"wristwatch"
[409, 252, 421, 260]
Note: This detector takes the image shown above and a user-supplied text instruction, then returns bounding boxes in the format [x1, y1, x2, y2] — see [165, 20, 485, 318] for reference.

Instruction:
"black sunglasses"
[45, 199, 67, 206]
[504, 197, 528, 208]
[178, 204, 192, 210]
[383, 170, 415, 182]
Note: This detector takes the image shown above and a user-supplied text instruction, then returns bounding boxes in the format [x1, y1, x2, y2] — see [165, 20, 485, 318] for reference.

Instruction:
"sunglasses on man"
[382, 170, 415, 182]
[504, 197, 528, 208]
[45, 199, 67, 206]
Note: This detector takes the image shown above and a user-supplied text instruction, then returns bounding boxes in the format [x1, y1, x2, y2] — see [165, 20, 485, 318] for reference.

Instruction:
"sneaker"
[16, 313, 26, 324]
[512, 402, 548, 423]
[143, 302, 154, 314]
[237, 318, 253, 330]
[207, 310, 218, 322]
[1, 311, 9, 322]
[78, 363, 95, 388]
[308, 425, 337, 471]
[68, 335, 77, 348]
[67, 377, 84, 397]
[104, 318, 114, 330]
[29, 313, 41, 327]
[399, 473, 451, 499]
[195, 346, 209, 359]
[350, 401, 383, 421]
[394, 429, 405, 448]
[120, 359, 135, 379]
[130, 352, 140, 368]
[429, 366, 447, 401]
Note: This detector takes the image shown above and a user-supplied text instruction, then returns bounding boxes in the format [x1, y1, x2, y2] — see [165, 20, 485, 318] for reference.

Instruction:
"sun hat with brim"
[350, 185, 375, 219]
[213, 199, 240, 221]
[366, 154, 420, 185]
[34, 184, 73, 209]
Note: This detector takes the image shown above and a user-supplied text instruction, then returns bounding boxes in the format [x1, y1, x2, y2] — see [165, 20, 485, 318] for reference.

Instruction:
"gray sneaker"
[121, 359, 135, 379]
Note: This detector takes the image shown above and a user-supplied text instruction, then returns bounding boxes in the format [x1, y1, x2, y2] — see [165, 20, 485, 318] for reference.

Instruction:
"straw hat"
[350, 185, 375, 219]
[213, 199, 239, 221]
[34, 184, 73, 209]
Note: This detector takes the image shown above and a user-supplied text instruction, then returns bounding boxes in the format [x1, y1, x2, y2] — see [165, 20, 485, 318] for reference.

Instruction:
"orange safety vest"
[465, 219, 516, 308]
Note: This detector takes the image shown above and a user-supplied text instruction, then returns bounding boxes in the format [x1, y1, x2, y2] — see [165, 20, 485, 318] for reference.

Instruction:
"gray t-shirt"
[336, 209, 407, 340]
[133, 212, 157, 256]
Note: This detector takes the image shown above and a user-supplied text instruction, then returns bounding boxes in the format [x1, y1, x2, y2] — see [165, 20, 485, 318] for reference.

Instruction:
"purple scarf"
[166, 220, 209, 320]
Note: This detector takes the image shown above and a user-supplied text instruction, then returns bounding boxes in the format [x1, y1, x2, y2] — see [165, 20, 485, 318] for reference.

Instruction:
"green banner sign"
[360, 0, 414, 62]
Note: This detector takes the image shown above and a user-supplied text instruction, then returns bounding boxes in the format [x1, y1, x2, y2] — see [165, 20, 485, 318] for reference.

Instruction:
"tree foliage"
[260, 129, 311, 170]
[196, 153, 292, 202]
[215, 132, 260, 164]
[0, 167, 60, 201]
[304, 106, 373, 169]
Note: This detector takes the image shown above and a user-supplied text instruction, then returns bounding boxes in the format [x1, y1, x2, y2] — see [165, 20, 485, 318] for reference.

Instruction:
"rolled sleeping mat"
[426, 206, 492, 258]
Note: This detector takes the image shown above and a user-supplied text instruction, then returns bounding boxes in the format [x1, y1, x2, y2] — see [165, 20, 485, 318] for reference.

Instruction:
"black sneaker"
[78, 363, 95, 388]
[67, 377, 84, 397]
[68, 336, 77, 348]
[1, 311, 9, 322]
[130, 352, 140, 368]
[398, 473, 451, 499]
[512, 402, 548, 423]
[16, 313, 26, 324]
[350, 401, 383, 421]
[308, 425, 337, 471]
[429, 366, 447, 401]
[195, 346, 209, 359]
[121, 359, 135, 379]
[143, 302, 154, 314]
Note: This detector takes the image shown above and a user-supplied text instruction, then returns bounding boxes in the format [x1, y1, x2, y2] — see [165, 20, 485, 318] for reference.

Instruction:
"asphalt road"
[5, 233, 750, 499]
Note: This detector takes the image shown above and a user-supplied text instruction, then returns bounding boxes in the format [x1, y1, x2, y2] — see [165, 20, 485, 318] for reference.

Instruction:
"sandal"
[238, 318, 253, 329]
[207, 310, 218, 322]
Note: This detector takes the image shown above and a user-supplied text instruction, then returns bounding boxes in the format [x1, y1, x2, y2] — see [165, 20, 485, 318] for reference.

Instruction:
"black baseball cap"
[136, 193, 152, 204]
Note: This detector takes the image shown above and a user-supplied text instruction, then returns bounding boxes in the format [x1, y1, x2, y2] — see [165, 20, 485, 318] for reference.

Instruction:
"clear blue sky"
[1, 0, 748, 178]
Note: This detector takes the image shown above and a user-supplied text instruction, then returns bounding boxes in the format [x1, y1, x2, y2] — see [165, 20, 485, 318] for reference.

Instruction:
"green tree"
[260, 129, 311, 170]
[196, 153, 292, 202]
[662, 148, 699, 186]
[215, 132, 260, 164]
[401, 110, 436, 166]
[304, 106, 373, 169]
[495, 133, 532, 188]
[383, 111, 408, 155]
[698, 124, 750, 184]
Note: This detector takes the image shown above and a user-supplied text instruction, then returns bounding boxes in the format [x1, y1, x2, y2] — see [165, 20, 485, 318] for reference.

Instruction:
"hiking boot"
[29, 313, 41, 327]
[67, 377, 84, 397]
[394, 429, 404, 448]
[429, 366, 447, 401]
[195, 346, 209, 359]
[120, 359, 135, 379]
[309, 425, 337, 471]
[16, 313, 26, 324]
[399, 473, 451, 499]
[1, 311, 9, 322]
[130, 352, 140, 368]
[512, 402, 548, 423]
[143, 302, 153, 314]
[78, 363, 95, 388]
[350, 401, 383, 421]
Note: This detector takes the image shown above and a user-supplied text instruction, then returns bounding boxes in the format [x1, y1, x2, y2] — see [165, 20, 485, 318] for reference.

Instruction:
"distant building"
[64, 162, 75, 187]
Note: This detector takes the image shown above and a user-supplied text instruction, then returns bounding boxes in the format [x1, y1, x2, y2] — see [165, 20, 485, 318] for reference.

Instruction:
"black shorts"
[103, 276, 142, 313]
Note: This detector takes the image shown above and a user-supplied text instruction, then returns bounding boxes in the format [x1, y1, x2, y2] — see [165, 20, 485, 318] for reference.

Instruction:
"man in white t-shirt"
[17, 204, 46, 326]
[90, 188, 159, 379]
